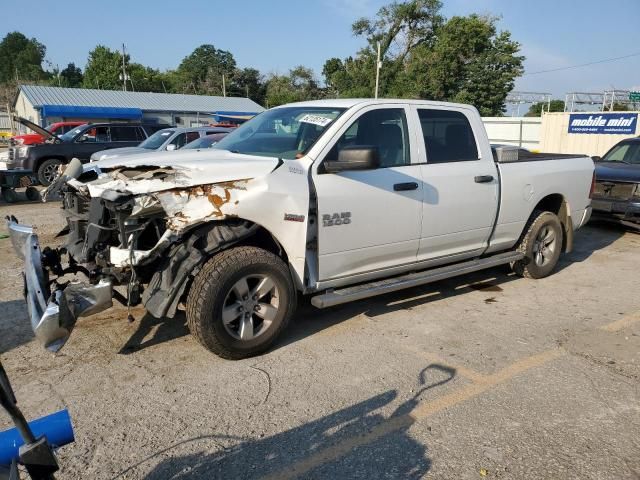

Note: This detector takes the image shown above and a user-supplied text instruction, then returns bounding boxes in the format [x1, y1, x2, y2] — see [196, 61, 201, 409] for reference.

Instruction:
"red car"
[11, 121, 85, 145]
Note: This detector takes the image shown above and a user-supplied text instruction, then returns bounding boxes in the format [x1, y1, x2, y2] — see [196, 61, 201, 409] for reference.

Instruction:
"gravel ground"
[0, 200, 639, 479]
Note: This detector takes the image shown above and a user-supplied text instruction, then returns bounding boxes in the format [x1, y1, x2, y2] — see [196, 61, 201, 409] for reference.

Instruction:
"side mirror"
[166, 144, 177, 151]
[324, 146, 380, 173]
[591, 156, 602, 162]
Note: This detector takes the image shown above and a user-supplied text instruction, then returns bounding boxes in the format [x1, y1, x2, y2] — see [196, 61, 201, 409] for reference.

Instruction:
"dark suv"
[7, 118, 170, 185]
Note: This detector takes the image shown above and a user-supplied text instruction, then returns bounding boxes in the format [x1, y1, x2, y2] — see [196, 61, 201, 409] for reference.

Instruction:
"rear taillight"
[589, 171, 596, 199]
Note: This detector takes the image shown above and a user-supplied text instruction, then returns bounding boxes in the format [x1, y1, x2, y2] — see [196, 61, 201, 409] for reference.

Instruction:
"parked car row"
[89, 126, 230, 162]
[5, 118, 231, 186]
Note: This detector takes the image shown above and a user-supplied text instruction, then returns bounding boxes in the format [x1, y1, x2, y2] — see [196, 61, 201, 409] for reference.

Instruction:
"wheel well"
[530, 193, 572, 252]
[236, 225, 289, 264]
[533, 193, 563, 216]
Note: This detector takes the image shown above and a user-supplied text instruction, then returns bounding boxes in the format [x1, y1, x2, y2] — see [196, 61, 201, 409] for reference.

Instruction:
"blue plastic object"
[0, 409, 74, 466]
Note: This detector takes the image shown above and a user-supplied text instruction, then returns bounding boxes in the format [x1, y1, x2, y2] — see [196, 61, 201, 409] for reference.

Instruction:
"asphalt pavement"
[0, 200, 638, 479]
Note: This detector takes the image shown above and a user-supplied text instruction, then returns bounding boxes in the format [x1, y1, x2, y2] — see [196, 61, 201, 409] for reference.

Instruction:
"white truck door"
[312, 105, 423, 281]
[412, 106, 499, 262]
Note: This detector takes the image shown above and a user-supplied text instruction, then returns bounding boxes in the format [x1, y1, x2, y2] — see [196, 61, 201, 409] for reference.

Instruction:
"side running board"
[311, 251, 524, 309]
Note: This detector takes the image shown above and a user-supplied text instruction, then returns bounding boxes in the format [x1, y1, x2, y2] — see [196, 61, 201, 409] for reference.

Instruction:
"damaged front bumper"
[6, 217, 113, 352]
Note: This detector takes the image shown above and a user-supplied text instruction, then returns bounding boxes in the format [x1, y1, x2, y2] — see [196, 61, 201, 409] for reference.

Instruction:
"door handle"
[474, 175, 494, 183]
[393, 182, 419, 191]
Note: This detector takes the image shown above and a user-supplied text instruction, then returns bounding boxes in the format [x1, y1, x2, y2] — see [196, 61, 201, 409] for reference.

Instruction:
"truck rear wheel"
[186, 246, 296, 359]
[37, 158, 63, 186]
[511, 210, 563, 279]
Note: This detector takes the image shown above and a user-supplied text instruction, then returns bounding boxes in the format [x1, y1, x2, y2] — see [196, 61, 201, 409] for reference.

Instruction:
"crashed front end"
[7, 158, 255, 352]
[7, 218, 113, 352]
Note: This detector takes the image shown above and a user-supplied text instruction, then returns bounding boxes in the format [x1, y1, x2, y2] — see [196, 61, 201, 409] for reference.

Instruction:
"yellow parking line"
[599, 311, 640, 332]
[410, 348, 562, 418]
[259, 348, 563, 480]
[402, 348, 488, 383]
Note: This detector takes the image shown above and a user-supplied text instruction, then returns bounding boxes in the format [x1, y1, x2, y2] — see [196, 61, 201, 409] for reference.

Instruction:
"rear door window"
[417, 109, 479, 163]
[76, 126, 110, 143]
[110, 126, 140, 142]
[185, 131, 200, 144]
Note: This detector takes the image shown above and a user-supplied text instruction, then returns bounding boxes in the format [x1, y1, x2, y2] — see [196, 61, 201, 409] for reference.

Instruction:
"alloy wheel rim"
[221, 274, 280, 341]
[43, 164, 60, 183]
[533, 225, 557, 267]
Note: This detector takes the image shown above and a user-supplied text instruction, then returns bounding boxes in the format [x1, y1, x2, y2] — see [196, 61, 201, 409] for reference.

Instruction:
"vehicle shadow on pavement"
[118, 312, 189, 355]
[0, 299, 34, 354]
[557, 223, 626, 269]
[281, 266, 520, 349]
[130, 364, 455, 480]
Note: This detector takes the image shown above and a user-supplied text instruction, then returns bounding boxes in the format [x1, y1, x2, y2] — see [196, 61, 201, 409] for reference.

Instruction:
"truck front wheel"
[511, 210, 563, 279]
[186, 246, 296, 359]
[37, 158, 63, 186]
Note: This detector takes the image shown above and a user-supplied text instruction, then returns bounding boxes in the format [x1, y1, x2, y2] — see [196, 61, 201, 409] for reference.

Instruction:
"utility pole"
[222, 74, 226, 97]
[121, 43, 127, 92]
[374, 41, 381, 99]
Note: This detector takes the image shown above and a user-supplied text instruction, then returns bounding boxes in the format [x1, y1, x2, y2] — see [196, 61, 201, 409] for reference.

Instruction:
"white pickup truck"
[7, 99, 594, 359]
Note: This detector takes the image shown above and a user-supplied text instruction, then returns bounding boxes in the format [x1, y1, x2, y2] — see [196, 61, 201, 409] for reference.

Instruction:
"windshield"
[601, 142, 640, 165]
[139, 129, 176, 150]
[214, 106, 346, 159]
[183, 134, 226, 150]
[58, 126, 88, 142]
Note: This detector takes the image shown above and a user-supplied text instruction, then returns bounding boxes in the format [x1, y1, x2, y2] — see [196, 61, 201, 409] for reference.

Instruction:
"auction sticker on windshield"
[299, 114, 333, 127]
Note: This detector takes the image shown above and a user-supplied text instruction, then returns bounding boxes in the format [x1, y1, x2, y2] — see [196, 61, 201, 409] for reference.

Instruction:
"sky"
[3, 0, 640, 100]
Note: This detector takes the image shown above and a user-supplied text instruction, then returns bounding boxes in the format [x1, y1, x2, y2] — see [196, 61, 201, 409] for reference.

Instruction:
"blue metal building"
[13, 85, 264, 127]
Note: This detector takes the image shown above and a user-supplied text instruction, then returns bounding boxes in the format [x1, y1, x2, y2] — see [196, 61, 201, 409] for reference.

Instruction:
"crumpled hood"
[78, 148, 280, 198]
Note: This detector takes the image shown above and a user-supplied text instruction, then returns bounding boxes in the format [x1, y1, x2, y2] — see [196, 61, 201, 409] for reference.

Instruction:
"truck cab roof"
[276, 98, 479, 111]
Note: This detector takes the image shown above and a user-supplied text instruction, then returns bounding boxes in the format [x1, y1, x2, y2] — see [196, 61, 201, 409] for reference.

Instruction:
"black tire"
[37, 158, 63, 186]
[25, 186, 41, 202]
[1, 187, 18, 203]
[511, 210, 563, 279]
[186, 246, 297, 359]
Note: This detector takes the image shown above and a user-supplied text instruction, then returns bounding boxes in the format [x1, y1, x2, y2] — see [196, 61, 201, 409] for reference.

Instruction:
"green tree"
[59, 62, 83, 87]
[176, 44, 236, 95]
[83, 45, 170, 93]
[0, 31, 47, 83]
[324, 0, 443, 98]
[526, 99, 565, 116]
[323, 2, 524, 115]
[230, 67, 266, 105]
[611, 102, 631, 111]
[82, 45, 123, 89]
[265, 66, 323, 107]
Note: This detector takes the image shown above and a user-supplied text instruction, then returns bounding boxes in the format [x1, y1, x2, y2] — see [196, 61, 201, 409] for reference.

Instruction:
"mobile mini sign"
[568, 113, 638, 134]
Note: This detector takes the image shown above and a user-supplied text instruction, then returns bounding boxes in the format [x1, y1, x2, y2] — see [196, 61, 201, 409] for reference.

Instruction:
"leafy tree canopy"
[324, 2, 524, 115]
[525, 99, 565, 116]
[176, 44, 236, 95]
[0, 32, 47, 83]
[265, 66, 323, 107]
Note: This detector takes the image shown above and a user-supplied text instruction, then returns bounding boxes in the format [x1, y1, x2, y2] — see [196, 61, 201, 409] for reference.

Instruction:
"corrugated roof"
[19, 85, 265, 114]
